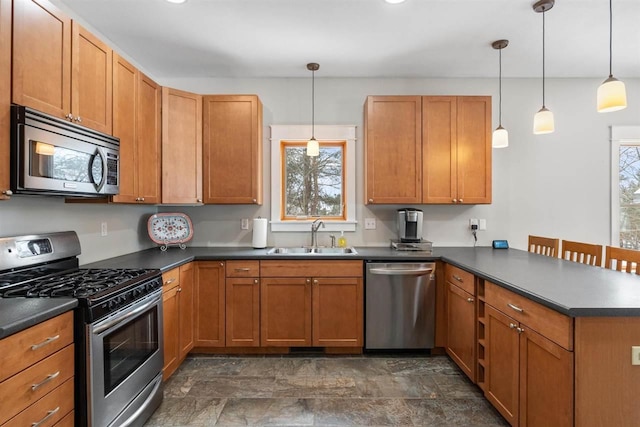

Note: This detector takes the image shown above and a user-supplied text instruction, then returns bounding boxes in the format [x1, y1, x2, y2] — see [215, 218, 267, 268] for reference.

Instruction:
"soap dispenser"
[337, 231, 347, 248]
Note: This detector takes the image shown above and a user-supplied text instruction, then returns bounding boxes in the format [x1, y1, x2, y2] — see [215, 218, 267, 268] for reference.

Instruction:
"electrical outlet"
[101, 222, 108, 237]
[479, 219, 487, 230]
[632, 346, 640, 365]
[364, 218, 376, 230]
[241, 218, 249, 230]
[469, 218, 479, 230]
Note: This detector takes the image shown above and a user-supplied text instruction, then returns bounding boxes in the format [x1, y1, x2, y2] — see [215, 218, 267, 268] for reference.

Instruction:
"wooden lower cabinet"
[484, 304, 573, 427]
[226, 277, 260, 347]
[312, 277, 363, 347]
[178, 262, 195, 356]
[445, 281, 476, 381]
[162, 282, 180, 380]
[260, 277, 312, 347]
[194, 261, 226, 347]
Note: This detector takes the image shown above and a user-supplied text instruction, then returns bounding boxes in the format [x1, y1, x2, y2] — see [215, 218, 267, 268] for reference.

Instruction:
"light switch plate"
[632, 346, 640, 365]
[241, 218, 249, 230]
[479, 219, 487, 230]
[364, 218, 376, 230]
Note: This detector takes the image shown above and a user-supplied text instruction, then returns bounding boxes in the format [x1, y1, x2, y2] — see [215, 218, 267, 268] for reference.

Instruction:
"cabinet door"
[162, 87, 203, 204]
[194, 262, 225, 347]
[456, 96, 491, 204]
[364, 96, 421, 204]
[485, 304, 519, 426]
[71, 23, 112, 134]
[422, 96, 457, 203]
[111, 53, 138, 203]
[162, 284, 179, 380]
[260, 278, 311, 347]
[312, 277, 363, 347]
[0, 0, 10, 199]
[226, 277, 260, 347]
[202, 95, 263, 204]
[178, 262, 195, 357]
[445, 281, 476, 381]
[12, 0, 71, 118]
[136, 72, 161, 204]
[519, 328, 573, 427]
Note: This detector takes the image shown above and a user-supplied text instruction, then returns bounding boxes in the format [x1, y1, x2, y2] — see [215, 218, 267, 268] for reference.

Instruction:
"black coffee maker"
[397, 208, 423, 243]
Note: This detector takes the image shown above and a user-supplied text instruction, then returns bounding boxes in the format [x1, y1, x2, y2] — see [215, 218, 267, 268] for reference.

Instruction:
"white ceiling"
[54, 0, 640, 80]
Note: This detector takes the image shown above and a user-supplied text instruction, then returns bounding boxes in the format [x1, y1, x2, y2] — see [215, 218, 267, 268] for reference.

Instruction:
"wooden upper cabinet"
[0, 0, 11, 199]
[202, 95, 263, 204]
[12, 0, 113, 134]
[71, 23, 112, 134]
[162, 87, 202, 204]
[364, 96, 422, 204]
[423, 96, 491, 204]
[135, 72, 161, 204]
[12, 0, 71, 118]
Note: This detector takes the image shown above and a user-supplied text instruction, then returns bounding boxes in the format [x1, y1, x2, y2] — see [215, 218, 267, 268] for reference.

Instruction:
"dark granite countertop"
[0, 298, 77, 339]
[82, 246, 640, 317]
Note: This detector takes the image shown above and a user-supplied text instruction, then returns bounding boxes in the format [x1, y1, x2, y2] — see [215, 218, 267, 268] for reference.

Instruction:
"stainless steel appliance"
[0, 231, 163, 427]
[397, 208, 423, 243]
[365, 262, 436, 349]
[10, 105, 120, 197]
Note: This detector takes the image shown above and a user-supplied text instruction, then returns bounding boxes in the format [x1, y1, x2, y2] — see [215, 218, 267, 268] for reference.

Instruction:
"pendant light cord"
[311, 68, 315, 139]
[542, 9, 546, 108]
[608, 0, 613, 77]
[498, 47, 502, 126]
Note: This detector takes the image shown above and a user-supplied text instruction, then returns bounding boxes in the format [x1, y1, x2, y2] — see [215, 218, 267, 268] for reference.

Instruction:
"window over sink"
[270, 125, 356, 232]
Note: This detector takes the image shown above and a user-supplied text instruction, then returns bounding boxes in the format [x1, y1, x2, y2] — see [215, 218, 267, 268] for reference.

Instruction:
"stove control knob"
[108, 300, 118, 310]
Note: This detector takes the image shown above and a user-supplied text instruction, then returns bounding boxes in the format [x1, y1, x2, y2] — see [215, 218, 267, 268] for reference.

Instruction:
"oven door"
[89, 290, 163, 427]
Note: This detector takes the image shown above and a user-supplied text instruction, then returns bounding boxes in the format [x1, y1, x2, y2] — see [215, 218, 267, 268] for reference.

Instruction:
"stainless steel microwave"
[10, 105, 120, 197]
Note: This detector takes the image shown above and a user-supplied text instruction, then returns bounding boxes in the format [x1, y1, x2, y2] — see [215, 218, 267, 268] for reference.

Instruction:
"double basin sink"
[266, 247, 358, 255]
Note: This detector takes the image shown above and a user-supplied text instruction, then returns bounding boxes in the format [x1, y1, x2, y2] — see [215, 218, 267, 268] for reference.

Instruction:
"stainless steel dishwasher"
[365, 262, 436, 349]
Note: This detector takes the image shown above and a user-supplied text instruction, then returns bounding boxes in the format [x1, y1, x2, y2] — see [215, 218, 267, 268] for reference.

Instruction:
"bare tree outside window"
[282, 141, 345, 220]
[619, 145, 640, 249]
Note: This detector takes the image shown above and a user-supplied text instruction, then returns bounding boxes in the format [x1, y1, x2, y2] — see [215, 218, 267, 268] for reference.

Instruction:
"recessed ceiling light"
[384, 0, 406, 4]
[166, 0, 187, 4]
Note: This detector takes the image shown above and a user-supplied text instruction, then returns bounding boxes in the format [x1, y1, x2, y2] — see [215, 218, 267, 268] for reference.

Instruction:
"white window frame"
[610, 126, 640, 246]
[270, 125, 357, 232]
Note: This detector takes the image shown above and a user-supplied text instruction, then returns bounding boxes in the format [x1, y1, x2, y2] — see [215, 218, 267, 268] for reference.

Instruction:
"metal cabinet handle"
[452, 274, 463, 283]
[368, 198, 373, 203]
[31, 371, 60, 391]
[30, 335, 60, 351]
[459, 198, 463, 203]
[65, 113, 73, 120]
[164, 278, 176, 285]
[140, 197, 145, 202]
[507, 303, 524, 313]
[197, 199, 202, 203]
[74, 116, 82, 123]
[1, 190, 12, 196]
[31, 406, 60, 427]
[306, 279, 311, 284]
[516, 327, 525, 334]
[234, 268, 251, 272]
[177, 287, 182, 292]
[252, 199, 257, 203]
[254, 279, 259, 284]
[466, 297, 474, 303]
[313, 279, 319, 284]
[220, 262, 224, 267]
[509, 323, 517, 329]
[452, 198, 457, 203]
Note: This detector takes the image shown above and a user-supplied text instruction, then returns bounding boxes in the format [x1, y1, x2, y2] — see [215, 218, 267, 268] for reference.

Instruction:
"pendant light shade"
[492, 39, 509, 148]
[306, 62, 320, 157]
[533, 0, 554, 135]
[597, 0, 627, 113]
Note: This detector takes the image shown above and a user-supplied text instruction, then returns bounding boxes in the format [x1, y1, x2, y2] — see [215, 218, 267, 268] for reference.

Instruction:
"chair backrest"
[528, 235, 559, 257]
[605, 246, 640, 274]
[560, 240, 603, 266]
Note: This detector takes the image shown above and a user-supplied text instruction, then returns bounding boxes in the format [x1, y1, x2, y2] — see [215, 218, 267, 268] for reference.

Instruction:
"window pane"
[282, 142, 344, 219]
[619, 145, 640, 249]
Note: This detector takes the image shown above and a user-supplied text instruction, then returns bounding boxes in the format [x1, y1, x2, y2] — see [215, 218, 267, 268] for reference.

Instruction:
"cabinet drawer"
[444, 264, 475, 294]
[0, 344, 74, 424]
[3, 377, 74, 427]
[162, 267, 180, 290]
[485, 281, 573, 350]
[226, 260, 260, 277]
[0, 312, 74, 382]
[261, 260, 363, 278]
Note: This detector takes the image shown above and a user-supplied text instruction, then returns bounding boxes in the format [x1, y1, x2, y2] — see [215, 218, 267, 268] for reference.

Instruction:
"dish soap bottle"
[337, 231, 347, 248]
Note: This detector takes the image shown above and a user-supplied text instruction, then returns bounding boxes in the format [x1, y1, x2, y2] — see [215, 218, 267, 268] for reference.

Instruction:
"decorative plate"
[147, 213, 193, 251]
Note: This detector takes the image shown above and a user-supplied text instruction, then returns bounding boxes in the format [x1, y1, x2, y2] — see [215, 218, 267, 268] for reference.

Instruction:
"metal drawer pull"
[507, 303, 524, 313]
[467, 297, 474, 303]
[452, 275, 463, 282]
[30, 335, 60, 351]
[31, 406, 59, 427]
[164, 278, 176, 285]
[234, 268, 251, 272]
[31, 371, 60, 391]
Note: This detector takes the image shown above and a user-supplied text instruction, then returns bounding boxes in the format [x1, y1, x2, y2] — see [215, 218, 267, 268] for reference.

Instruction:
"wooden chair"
[560, 240, 603, 266]
[605, 246, 640, 274]
[528, 235, 559, 257]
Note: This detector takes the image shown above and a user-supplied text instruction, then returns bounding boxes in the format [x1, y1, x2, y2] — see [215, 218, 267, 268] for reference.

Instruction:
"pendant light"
[492, 39, 509, 148]
[597, 0, 627, 112]
[306, 63, 320, 157]
[533, 0, 554, 135]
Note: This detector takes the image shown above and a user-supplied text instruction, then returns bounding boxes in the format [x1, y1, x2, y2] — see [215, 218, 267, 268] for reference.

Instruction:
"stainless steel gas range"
[0, 231, 163, 427]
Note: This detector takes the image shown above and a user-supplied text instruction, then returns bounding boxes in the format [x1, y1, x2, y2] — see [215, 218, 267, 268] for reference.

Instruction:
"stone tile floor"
[145, 354, 509, 426]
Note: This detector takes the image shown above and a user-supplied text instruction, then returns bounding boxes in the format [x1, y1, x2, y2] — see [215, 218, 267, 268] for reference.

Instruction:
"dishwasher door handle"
[369, 267, 433, 276]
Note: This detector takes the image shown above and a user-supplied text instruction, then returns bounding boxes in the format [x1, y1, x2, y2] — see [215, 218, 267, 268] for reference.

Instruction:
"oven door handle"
[93, 293, 160, 335]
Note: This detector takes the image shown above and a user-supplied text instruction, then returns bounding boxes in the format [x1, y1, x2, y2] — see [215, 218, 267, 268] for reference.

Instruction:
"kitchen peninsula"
[82, 245, 640, 427]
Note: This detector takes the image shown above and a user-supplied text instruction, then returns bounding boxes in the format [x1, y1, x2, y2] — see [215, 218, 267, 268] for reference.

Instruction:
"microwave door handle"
[91, 148, 107, 192]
